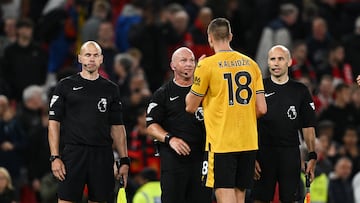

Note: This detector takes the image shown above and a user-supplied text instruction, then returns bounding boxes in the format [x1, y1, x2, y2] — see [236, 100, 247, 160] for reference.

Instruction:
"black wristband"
[308, 151, 318, 160]
[117, 157, 131, 168]
[164, 133, 173, 145]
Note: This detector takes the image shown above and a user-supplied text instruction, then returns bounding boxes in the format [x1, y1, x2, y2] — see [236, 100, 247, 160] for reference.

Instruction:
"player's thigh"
[278, 147, 301, 202]
[87, 146, 115, 202]
[58, 145, 88, 202]
[252, 148, 278, 201]
[235, 150, 257, 189]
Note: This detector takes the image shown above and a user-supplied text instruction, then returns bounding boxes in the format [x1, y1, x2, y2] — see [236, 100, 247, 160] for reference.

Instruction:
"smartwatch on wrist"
[164, 133, 173, 145]
[49, 155, 61, 162]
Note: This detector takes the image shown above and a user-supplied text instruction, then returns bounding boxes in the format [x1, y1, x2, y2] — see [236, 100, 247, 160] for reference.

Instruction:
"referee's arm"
[111, 125, 129, 185]
[302, 127, 316, 181]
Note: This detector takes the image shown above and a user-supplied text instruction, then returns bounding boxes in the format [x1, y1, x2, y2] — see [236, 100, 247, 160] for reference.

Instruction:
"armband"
[308, 151, 318, 161]
[164, 133, 174, 145]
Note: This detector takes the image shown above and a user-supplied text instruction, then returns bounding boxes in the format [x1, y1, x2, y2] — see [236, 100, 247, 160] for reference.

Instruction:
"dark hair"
[16, 18, 34, 29]
[207, 18, 231, 41]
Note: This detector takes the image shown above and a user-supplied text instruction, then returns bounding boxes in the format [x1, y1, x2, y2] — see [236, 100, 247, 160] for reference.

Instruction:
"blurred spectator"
[342, 15, 360, 79]
[0, 17, 16, 57]
[16, 85, 50, 202]
[0, 95, 27, 186]
[1, 18, 48, 102]
[0, 0, 21, 19]
[81, 0, 110, 42]
[128, 108, 159, 175]
[290, 40, 317, 84]
[306, 17, 333, 69]
[115, 0, 143, 52]
[317, 120, 338, 163]
[318, 83, 355, 144]
[132, 167, 161, 203]
[0, 167, 16, 203]
[189, 6, 214, 60]
[184, 0, 207, 26]
[255, 3, 299, 77]
[113, 53, 133, 101]
[39, 172, 58, 203]
[328, 157, 354, 203]
[350, 85, 360, 129]
[313, 75, 334, 115]
[353, 170, 360, 203]
[167, 7, 194, 61]
[97, 20, 118, 81]
[338, 126, 360, 179]
[317, 42, 353, 85]
[128, 0, 178, 92]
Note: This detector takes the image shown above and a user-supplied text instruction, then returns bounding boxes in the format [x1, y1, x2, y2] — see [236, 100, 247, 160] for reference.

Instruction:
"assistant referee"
[252, 45, 317, 203]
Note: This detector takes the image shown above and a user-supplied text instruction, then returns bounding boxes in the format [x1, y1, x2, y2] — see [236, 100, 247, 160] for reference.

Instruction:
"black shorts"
[58, 144, 115, 202]
[203, 150, 256, 189]
[252, 146, 301, 202]
[160, 161, 212, 203]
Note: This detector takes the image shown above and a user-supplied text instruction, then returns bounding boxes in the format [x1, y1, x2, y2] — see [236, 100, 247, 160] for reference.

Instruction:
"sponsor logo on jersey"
[194, 76, 201, 86]
[169, 96, 179, 101]
[97, 98, 107, 112]
[287, 105, 297, 120]
[264, 92, 275, 97]
[72, 86, 83, 90]
[50, 95, 59, 108]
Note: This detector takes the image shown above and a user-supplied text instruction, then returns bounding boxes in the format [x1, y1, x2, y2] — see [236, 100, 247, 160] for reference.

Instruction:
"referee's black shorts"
[58, 144, 115, 202]
[252, 146, 301, 202]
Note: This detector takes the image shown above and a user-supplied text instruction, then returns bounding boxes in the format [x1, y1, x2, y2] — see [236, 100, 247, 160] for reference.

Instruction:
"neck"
[213, 42, 232, 53]
[173, 77, 192, 87]
[80, 71, 99, 81]
[271, 75, 289, 85]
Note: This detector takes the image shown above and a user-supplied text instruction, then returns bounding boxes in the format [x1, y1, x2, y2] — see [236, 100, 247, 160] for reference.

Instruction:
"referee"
[146, 47, 212, 203]
[48, 41, 130, 203]
[252, 45, 317, 203]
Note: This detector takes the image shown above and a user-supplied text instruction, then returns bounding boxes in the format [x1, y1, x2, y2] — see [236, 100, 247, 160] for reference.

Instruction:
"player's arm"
[185, 92, 203, 114]
[48, 120, 66, 181]
[255, 92, 267, 118]
[302, 126, 317, 181]
[111, 125, 129, 186]
[147, 123, 191, 156]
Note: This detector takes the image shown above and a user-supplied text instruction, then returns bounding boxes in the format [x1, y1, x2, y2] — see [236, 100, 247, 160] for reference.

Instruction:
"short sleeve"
[146, 87, 166, 126]
[254, 63, 265, 94]
[190, 60, 210, 96]
[49, 81, 65, 121]
[300, 85, 316, 127]
[109, 86, 124, 125]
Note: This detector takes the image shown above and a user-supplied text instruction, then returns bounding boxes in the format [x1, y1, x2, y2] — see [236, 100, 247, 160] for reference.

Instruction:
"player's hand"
[169, 137, 191, 156]
[254, 160, 261, 180]
[198, 54, 206, 62]
[51, 159, 66, 181]
[357, 75, 360, 86]
[305, 159, 316, 183]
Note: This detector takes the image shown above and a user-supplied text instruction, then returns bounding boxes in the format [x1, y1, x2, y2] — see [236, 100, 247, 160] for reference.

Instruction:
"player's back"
[193, 50, 264, 152]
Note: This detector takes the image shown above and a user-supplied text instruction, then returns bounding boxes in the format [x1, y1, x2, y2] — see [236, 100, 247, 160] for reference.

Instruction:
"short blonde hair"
[0, 167, 14, 190]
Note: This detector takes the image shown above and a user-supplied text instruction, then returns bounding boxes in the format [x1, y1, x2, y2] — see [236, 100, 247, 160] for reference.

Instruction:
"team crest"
[98, 98, 107, 112]
[287, 106, 297, 120]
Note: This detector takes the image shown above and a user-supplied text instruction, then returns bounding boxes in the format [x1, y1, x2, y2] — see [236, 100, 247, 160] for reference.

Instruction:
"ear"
[229, 33, 233, 41]
[170, 61, 176, 71]
[288, 58, 293, 67]
[78, 55, 82, 64]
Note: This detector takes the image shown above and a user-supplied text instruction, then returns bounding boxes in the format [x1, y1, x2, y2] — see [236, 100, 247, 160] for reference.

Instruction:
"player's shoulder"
[152, 80, 171, 99]
[57, 73, 80, 86]
[288, 79, 308, 90]
[98, 75, 119, 88]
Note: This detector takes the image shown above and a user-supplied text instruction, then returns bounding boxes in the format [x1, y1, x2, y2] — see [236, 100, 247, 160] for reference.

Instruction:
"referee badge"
[287, 105, 297, 120]
[97, 98, 107, 112]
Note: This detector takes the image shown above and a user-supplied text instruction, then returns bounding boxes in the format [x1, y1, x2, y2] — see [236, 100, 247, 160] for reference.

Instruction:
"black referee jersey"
[258, 78, 316, 147]
[146, 80, 205, 169]
[49, 73, 124, 146]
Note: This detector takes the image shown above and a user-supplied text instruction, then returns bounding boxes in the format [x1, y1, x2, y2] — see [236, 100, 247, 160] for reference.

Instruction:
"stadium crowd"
[0, 0, 360, 202]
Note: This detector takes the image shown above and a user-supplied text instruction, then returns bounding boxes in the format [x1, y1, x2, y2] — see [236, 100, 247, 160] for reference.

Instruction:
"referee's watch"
[308, 151, 318, 161]
[49, 155, 61, 162]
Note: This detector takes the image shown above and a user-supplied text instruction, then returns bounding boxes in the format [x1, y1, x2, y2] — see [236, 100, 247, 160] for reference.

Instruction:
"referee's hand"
[115, 164, 129, 188]
[169, 137, 191, 156]
[51, 159, 66, 181]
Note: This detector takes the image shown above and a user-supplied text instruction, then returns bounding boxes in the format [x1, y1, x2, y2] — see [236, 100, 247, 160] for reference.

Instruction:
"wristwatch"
[49, 155, 61, 162]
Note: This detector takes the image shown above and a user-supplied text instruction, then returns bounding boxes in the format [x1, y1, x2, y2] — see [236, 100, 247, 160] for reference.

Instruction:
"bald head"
[268, 45, 291, 61]
[171, 47, 194, 62]
[80, 41, 102, 55]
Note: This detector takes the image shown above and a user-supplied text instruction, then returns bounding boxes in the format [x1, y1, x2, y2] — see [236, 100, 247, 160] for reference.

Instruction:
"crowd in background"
[0, 0, 360, 202]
